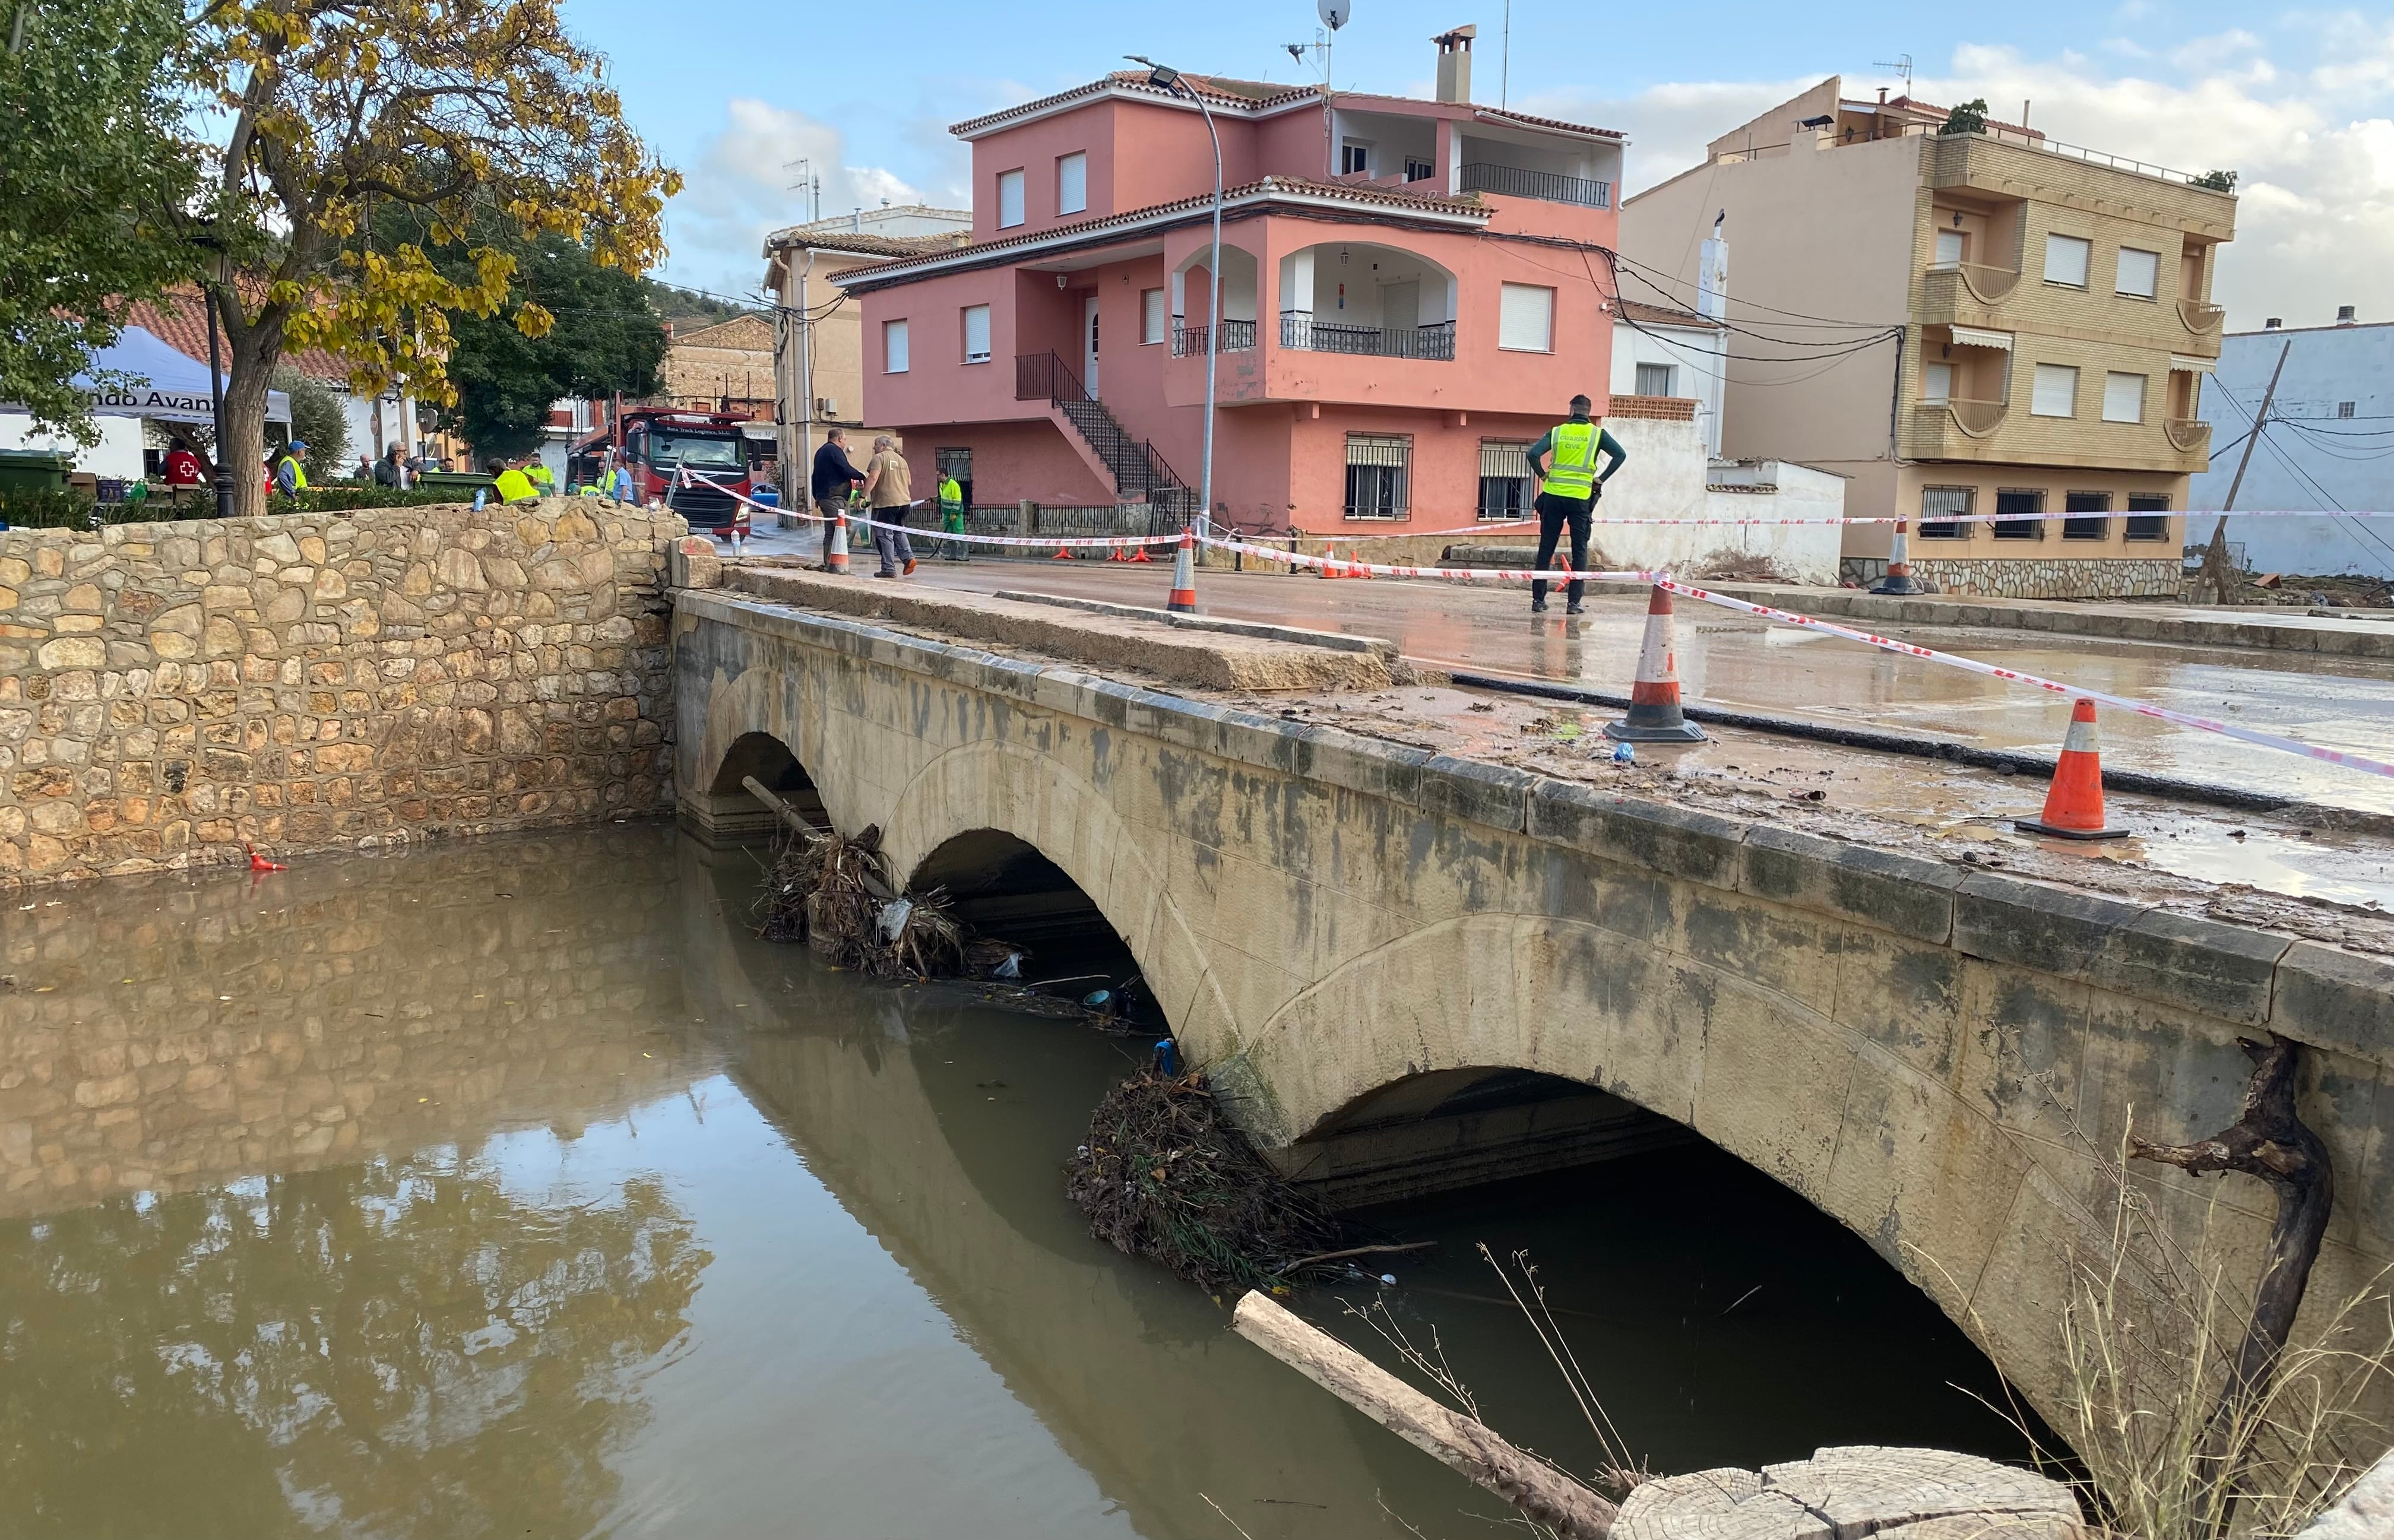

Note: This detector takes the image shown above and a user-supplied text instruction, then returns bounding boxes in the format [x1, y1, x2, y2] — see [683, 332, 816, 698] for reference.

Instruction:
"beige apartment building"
[1620, 78, 2236, 597]
[760, 206, 971, 487]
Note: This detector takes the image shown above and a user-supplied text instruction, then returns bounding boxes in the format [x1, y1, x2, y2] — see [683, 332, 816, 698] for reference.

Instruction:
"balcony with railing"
[1279, 315, 1456, 360]
[1927, 262, 2021, 303]
[2164, 417, 2212, 454]
[1171, 319, 1256, 357]
[2176, 298, 2227, 334]
[1907, 397, 2010, 457]
[1457, 163, 1613, 209]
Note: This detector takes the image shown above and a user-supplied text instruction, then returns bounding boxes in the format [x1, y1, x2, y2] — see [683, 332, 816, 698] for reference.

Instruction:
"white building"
[2188, 308, 2394, 577]
[1610, 300, 1728, 458]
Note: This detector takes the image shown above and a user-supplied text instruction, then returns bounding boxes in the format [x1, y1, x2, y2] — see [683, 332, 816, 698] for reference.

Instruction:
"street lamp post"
[1130, 57, 1221, 535]
[192, 224, 236, 519]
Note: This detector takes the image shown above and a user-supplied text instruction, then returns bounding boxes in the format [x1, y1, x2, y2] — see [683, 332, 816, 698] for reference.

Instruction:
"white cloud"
[659, 98, 924, 296]
[1531, 27, 2394, 331]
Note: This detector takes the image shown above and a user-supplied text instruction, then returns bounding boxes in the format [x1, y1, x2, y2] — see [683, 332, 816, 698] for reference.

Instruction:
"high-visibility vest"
[939, 477, 963, 518]
[1540, 421, 1603, 497]
[492, 468, 538, 504]
[275, 454, 308, 493]
[527, 463, 555, 491]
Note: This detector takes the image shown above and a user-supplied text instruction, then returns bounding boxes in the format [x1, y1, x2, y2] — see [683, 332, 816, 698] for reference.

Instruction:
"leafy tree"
[644, 278, 762, 329]
[2192, 169, 2238, 194]
[0, 0, 204, 441]
[428, 226, 667, 460]
[189, 0, 680, 515]
[270, 365, 351, 481]
[1939, 99, 1990, 137]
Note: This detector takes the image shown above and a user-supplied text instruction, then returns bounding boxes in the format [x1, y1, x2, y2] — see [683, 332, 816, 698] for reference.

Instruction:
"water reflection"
[0, 827, 2038, 1539]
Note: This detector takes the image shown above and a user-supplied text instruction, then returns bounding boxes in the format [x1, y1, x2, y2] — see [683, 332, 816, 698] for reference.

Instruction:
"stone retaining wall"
[1839, 554, 2182, 600]
[0, 501, 685, 885]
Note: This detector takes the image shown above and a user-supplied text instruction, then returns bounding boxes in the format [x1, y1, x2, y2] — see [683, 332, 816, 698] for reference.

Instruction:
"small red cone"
[1126, 541, 1154, 563]
[1052, 541, 1074, 560]
[1604, 585, 1707, 743]
[1351, 545, 1372, 579]
[1316, 543, 1339, 578]
[1107, 544, 1128, 563]
[245, 842, 286, 872]
[2016, 698, 2128, 840]
[1166, 528, 1199, 614]
[1871, 518, 1923, 595]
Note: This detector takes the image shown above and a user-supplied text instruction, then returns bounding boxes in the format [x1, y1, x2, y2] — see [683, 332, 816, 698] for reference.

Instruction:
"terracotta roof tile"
[1618, 299, 1722, 330]
[118, 287, 353, 385]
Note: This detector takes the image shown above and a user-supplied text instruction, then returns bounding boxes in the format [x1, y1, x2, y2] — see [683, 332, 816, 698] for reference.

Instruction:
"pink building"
[837, 32, 1624, 534]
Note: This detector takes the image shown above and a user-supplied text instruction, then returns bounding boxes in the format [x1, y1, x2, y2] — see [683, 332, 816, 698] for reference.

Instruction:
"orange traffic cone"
[823, 511, 851, 575]
[1872, 518, 1922, 595]
[1316, 542, 1339, 578]
[245, 842, 286, 872]
[1165, 528, 1198, 613]
[1350, 546, 1372, 579]
[1126, 540, 1154, 563]
[1604, 585, 1707, 743]
[2016, 698, 2127, 840]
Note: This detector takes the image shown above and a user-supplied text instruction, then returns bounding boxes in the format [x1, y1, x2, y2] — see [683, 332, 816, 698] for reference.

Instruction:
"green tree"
[0, 0, 204, 441]
[436, 229, 667, 460]
[269, 365, 350, 481]
[189, 0, 680, 515]
[1940, 99, 1990, 136]
[2192, 169, 2238, 193]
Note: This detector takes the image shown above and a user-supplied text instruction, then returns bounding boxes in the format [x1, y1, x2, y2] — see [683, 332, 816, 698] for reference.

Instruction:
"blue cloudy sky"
[566, 0, 2394, 330]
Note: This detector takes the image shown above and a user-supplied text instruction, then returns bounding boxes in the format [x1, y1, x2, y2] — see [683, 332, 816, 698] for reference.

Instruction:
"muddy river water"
[0, 826, 2034, 1538]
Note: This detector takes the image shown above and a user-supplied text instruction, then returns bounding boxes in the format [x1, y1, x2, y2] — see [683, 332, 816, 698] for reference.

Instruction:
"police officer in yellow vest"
[1525, 394, 1627, 614]
[487, 457, 540, 506]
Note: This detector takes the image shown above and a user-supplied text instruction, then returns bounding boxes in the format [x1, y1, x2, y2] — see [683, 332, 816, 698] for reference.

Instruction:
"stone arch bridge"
[674, 584, 2394, 1431]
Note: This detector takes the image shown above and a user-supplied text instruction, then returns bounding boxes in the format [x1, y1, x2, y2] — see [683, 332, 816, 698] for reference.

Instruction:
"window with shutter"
[1477, 440, 1531, 520]
[2043, 233, 2091, 288]
[2031, 363, 2079, 417]
[996, 169, 1025, 228]
[2115, 247, 2158, 298]
[1923, 362, 1954, 403]
[962, 305, 991, 364]
[2101, 372, 2145, 423]
[1141, 289, 1165, 345]
[884, 319, 909, 374]
[1344, 435, 1411, 519]
[1498, 283, 1554, 353]
[1934, 230, 1965, 267]
[1057, 153, 1087, 215]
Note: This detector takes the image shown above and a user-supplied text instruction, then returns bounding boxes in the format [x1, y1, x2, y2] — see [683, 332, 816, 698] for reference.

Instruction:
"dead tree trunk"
[2131, 1033, 2333, 1531]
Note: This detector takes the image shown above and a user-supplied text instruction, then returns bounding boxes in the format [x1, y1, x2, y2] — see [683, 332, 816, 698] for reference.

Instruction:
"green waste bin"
[0, 450, 72, 494]
[415, 470, 498, 497]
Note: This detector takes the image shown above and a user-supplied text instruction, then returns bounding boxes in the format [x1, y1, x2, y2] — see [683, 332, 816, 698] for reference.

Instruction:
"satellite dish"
[1318, 0, 1349, 31]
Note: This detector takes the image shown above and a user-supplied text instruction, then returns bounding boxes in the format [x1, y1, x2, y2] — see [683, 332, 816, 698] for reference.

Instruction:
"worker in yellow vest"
[525, 460, 556, 496]
[487, 457, 539, 506]
[271, 440, 310, 498]
[1525, 394, 1627, 614]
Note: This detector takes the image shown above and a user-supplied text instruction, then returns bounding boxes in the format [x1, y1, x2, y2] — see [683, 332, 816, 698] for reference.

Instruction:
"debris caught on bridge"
[756, 820, 1021, 980]
[1068, 1066, 1343, 1294]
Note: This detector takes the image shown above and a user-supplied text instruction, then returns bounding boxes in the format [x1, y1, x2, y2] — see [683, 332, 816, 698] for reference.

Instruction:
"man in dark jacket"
[810, 429, 864, 525]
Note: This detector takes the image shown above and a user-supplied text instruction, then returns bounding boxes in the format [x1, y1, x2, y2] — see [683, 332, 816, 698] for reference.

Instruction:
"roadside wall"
[0, 500, 683, 885]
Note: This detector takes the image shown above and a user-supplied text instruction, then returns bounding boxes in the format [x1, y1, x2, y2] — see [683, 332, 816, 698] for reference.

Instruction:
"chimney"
[2336, 304, 2357, 326]
[1432, 25, 1475, 104]
[2265, 317, 2282, 330]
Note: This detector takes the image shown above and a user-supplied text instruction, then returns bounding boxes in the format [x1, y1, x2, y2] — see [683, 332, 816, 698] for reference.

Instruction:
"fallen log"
[742, 776, 827, 843]
[1231, 1289, 1617, 1539]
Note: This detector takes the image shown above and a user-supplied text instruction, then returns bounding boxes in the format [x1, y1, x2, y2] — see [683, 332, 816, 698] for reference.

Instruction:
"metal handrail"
[1926, 261, 2021, 304]
[1171, 319, 1257, 357]
[2176, 299, 2227, 333]
[1280, 315, 1456, 360]
[1920, 123, 2222, 191]
[1457, 163, 1613, 208]
[1916, 397, 2009, 438]
[1015, 350, 1190, 503]
[2165, 418, 2212, 453]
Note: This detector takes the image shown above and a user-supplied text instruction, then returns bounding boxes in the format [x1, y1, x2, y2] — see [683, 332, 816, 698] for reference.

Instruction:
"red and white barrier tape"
[1648, 578, 2394, 780]
[1212, 536, 1648, 585]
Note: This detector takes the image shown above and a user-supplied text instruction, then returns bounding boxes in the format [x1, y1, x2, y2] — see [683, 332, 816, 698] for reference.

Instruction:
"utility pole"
[2201, 337, 2290, 606]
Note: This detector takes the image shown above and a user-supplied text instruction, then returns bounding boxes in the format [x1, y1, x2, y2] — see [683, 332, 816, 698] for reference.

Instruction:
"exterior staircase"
[1016, 351, 1197, 520]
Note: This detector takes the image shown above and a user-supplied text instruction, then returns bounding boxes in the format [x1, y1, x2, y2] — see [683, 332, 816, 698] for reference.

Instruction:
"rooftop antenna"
[1283, 30, 1329, 84]
[1316, 0, 1348, 88]
[1502, 0, 1510, 107]
[784, 157, 822, 223]
[1872, 53, 1914, 99]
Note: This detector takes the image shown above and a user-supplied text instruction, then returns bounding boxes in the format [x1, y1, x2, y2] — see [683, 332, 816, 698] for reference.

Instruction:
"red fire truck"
[568, 407, 754, 535]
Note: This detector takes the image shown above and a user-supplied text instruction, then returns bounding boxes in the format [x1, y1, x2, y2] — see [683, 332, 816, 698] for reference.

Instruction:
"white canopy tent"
[56, 325, 292, 424]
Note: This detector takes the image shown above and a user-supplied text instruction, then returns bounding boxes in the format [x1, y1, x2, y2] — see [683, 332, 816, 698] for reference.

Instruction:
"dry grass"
[1965, 1126, 2392, 1539]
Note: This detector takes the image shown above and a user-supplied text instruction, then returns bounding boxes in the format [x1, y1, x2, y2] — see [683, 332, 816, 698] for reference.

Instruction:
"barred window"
[1344, 434, 1411, 519]
[1992, 487, 2044, 539]
[1477, 439, 1532, 521]
[2063, 490, 2111, 540]
[936, 448, 973, 510]
[1919, 485, 1973, 539]
[2125, 492, 2171, 541]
